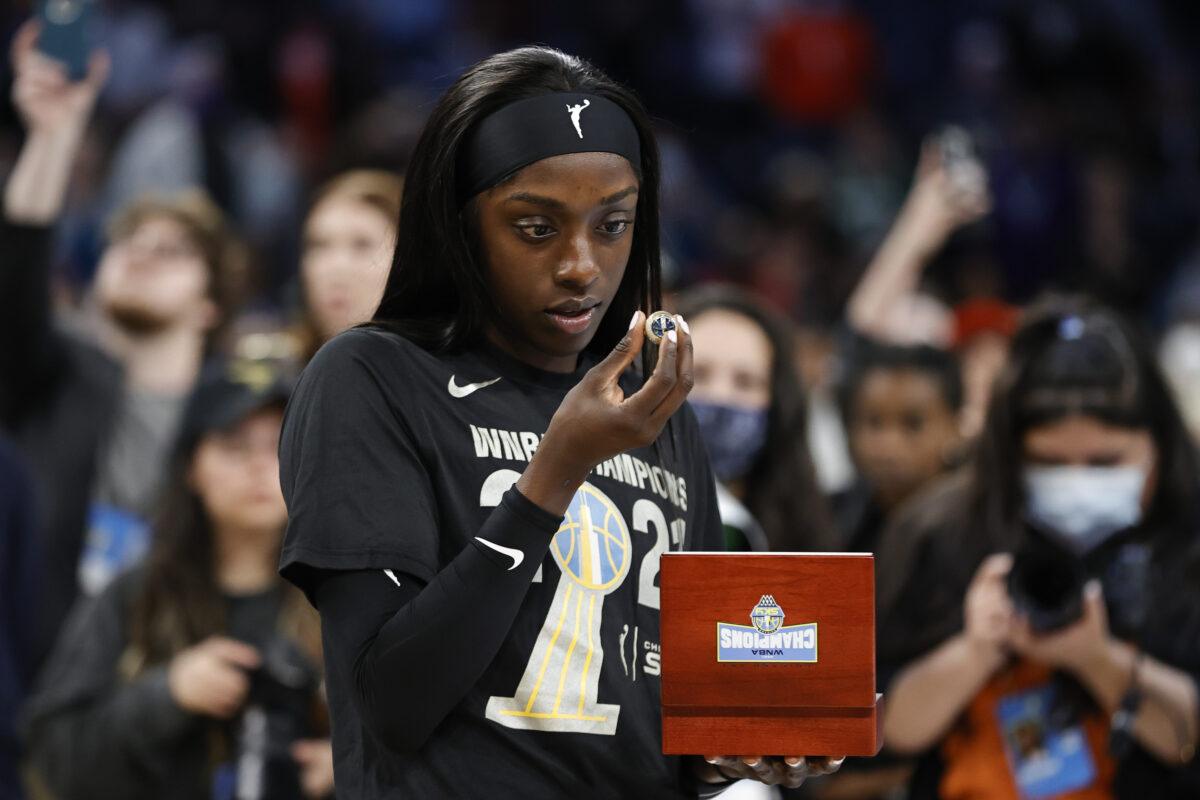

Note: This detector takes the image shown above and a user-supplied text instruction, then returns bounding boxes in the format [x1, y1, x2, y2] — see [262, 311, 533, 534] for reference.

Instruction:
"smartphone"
[936, 124, 986, 193]
[36, 0, 97, 81]
[936, 125, 976, 170]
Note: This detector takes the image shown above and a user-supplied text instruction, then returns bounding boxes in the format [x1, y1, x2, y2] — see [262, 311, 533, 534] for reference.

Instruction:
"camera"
[1006, 524, 1086, 633]
[1007, 521, 1152, 637]
[231, 637, 322, 800]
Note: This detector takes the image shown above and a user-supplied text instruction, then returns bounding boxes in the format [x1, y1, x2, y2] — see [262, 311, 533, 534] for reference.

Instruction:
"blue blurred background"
[4, 0, 1200, 331]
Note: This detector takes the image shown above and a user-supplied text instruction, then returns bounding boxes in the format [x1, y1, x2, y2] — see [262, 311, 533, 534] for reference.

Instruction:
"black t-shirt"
[279, 328, 724, 798]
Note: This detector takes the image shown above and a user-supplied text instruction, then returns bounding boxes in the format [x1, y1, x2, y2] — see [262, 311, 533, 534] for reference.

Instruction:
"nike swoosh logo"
[474, 536, 524, 570]
[448, 375, 501, 398]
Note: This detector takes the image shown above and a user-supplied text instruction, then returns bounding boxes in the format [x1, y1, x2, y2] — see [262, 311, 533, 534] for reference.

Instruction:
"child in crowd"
[834, 341, 964, 554]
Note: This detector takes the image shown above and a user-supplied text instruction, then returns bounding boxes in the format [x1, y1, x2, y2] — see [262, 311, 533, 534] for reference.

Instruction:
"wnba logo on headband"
[460, 92, 642, 201]
[567, 99, 590, 138]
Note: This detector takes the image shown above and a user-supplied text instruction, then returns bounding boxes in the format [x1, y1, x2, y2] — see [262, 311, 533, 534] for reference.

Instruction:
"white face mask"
[1022, 465, 1148, 556]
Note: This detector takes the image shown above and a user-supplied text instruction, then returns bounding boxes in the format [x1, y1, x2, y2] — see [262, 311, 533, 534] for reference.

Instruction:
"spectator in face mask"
[875, 295, 1200, 800]
[677, 285, 838, 553]
[1, 21, 246, 669]
[22, 364, 332, 800]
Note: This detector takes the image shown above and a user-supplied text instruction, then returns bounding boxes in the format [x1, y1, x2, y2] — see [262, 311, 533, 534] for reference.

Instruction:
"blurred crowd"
[2, 0, 1200, 798]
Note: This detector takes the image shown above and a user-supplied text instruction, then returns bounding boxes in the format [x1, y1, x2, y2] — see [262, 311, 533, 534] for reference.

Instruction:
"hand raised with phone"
[10, 19, 108, 138]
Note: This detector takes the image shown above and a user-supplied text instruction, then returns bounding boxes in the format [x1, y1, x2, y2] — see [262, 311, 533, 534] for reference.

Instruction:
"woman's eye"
[600, 220, 630, 236]
[733, 372, 765, 393]
[518, 224, 554, 239]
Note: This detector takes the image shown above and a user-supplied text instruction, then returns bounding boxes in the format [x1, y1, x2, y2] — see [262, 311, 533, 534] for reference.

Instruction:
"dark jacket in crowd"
[22, 568, 310, 800]
[0, 218, 123, 667]
[0, 433, 40, 800]
[22, 570, 203, 799]
[832, 478, 887, 555]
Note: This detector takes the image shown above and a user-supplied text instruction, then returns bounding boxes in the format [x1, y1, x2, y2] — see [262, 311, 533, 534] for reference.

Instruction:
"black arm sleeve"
[0, 216, 63, 425]
[313, 486, 562, 755]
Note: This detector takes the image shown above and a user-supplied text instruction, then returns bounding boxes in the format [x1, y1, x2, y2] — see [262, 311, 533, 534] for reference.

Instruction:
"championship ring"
[645, 311, 677, 343]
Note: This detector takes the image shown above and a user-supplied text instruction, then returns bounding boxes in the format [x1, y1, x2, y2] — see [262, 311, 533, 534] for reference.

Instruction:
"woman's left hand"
[1009, 580, 1113, 676]
[292, 738, 336, 798]
[698, 754, 844, 789]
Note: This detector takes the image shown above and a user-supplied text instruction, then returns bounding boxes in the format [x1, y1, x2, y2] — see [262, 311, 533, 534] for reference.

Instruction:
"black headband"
[459, 92, 642, 201]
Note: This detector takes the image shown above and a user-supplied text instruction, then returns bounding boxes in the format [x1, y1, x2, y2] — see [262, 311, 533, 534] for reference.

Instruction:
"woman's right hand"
[517, 310, 693, 515]
[962, 553, 1015, 667]
[6, 19, 109, 223]
[167, 636, 261, 719]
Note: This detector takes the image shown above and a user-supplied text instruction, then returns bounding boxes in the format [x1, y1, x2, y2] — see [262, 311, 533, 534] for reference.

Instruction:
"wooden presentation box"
[660, 553, 882, 756]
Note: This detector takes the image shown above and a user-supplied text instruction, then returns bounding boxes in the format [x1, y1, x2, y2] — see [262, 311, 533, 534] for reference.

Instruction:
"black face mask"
[690, 400, 769, 484]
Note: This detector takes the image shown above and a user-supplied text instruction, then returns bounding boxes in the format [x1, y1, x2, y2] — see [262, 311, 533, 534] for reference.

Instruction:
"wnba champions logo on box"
[718, 595, 818, 663]
[751, 595, 785, 633]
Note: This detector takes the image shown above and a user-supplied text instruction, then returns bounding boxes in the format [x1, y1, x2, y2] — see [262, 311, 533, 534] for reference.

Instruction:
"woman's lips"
[546, 306, 597, 334]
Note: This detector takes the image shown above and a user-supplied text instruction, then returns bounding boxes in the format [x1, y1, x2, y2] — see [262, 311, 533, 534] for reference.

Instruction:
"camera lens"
[1007, 537, 1085, 633]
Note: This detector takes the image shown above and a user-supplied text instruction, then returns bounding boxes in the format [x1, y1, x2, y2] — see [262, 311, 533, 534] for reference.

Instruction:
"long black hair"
[121, 424, 322, 678]
[117, 428, 324, 774]
[372, 46, 663, 358]
[837, 342, 964, 430]
[676, 284, 838, 552]
[967, 294, 1200, 574]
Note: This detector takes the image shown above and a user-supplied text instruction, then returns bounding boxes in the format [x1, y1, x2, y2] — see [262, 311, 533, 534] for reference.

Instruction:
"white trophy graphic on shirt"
[484, 477, 631, 734]
[566, 99, 590, 139]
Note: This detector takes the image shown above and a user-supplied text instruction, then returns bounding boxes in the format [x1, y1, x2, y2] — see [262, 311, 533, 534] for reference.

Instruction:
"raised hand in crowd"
[6, 19, 108, 224]
[846, 132, 992, 345]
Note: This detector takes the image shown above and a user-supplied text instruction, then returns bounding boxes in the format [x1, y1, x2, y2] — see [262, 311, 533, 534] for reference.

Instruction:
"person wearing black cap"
[279, 47, 843, 798]
[23, 364, 334, 800]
